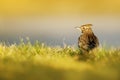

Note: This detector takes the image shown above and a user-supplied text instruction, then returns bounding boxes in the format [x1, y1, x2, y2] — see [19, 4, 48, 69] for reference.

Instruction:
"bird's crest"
[79, 24, 93, 33]
[81, 24, 92, 29]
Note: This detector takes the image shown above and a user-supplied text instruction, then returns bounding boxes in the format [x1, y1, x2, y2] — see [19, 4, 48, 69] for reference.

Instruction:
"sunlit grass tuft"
[0, 41, 120, 80]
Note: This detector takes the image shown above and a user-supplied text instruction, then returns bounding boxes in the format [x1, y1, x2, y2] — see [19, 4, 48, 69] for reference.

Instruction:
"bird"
[75, 24, 99, 54]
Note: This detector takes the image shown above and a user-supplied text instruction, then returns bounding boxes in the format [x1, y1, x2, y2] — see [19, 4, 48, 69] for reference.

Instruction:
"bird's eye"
[84, 26, 87, 29]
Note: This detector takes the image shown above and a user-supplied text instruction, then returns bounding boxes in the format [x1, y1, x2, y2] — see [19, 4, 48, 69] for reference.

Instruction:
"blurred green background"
[0, 0, 120, 47]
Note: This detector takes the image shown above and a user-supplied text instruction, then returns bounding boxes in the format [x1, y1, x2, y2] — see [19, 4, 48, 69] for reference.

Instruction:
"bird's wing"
[88, 34, 99, 49]
[78, 35, 89, 51]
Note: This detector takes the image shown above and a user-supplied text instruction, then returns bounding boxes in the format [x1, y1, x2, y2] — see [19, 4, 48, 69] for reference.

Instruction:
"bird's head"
[75, 24, 93, 33]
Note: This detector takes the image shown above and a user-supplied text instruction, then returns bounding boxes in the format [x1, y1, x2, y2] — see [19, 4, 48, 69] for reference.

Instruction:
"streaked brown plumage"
[76, 24, 99, 53]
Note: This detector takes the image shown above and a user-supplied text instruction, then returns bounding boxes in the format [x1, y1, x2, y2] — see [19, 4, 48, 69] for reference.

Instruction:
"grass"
[0, 40, 120, 80]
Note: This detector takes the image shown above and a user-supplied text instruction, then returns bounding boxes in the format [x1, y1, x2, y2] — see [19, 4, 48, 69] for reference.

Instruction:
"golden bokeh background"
[0, 0, 120, 16]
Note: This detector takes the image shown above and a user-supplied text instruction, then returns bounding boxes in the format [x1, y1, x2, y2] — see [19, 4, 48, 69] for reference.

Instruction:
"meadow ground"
[0, 40, 120, 80]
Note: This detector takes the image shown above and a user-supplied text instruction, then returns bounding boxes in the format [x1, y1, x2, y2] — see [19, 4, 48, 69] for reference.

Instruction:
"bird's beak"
[75, 26, 80, 30]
